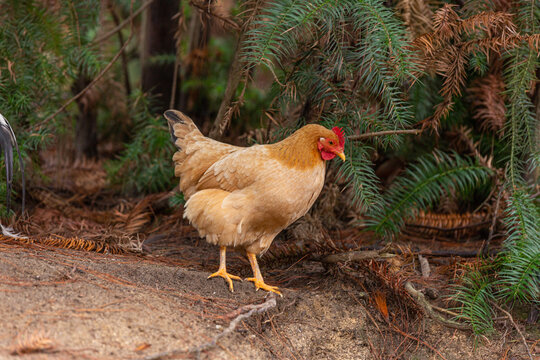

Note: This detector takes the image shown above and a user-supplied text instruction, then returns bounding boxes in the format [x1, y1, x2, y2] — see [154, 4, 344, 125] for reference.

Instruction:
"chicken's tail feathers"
[164, 109, 201, 148]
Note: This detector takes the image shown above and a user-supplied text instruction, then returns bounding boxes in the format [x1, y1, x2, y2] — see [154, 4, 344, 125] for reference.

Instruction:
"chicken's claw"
[245, 277, 282, 296]
[208, 269, 242, 292]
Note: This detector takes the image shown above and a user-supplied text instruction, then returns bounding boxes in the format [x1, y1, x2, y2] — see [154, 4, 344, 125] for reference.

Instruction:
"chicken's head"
[317, 127, 346, 161]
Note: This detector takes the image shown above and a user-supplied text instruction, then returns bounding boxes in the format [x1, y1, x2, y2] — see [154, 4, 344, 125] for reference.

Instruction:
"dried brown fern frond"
[40, 236, 127, 254]
[397, 0, 434, 38]
[505, 33, 540, 51]
[405, 211, 491, 239]
[447, 126, 493, 167]
[413, 6, 538, 132]
[10, 330, 56, 355]
[462, 0, 512, 14]
[468, 73, 506, 133]
[420, 98, 453, 131]
[432, 4, 461, 41]
[460, 11, 517, 38]
[436, 45, 468, 99]
[438, 188, 460, 213]
[113, 196, 155, 234]
[4, 234, 128, 254]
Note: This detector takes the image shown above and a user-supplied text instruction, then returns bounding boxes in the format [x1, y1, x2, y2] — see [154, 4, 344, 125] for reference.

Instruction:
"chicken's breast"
[184, 146, 326, 254]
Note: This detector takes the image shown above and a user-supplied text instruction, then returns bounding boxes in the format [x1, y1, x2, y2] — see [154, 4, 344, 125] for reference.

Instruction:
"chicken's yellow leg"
[207, 246, 241, 292]
[245, 252, 282, 296]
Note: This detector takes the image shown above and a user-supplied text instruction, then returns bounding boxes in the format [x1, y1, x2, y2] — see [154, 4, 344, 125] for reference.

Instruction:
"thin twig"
[189, 0, 241, 31]
[36, 2, 135, 130]
[169, 10, 183, 110]
[405, 282, 470, 331]
[141, 294, 277, 360]
[110, 6, 132, 96]
[209, 30, 247, 139]
[390, 324, 448, 360]
[169, 57, 180, 109]
[93, 0, 154, 45]
[482, 185, 503, 256]
[492, 302, 533, 360]
[348, 129, 422, 140]
[431, 304, 460, 318]
[320, 249, 395, 264]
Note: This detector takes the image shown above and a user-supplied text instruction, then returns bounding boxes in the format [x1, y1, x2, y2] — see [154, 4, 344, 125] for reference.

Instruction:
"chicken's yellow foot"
[246, 277, 282, 295]
[246, 251, 283, 296]
[208, 269, 241, 292]
[207, 246, 241, 292]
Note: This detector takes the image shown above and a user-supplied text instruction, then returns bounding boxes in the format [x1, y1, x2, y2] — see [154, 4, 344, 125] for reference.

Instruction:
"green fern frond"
[514, 0, 540, 34]
[168, 191, 185, 208]
[347, 0, 420, 133]
[369, 152, 492, 239]
[502, 45, 539, 187]
[242, 0, 337, 70]
[106, 90, 175, 194]
[497, 188, 540, 303]
[242, 0, 419, 148]
[336, 144, 382, 212]
[452, 269, 495, 334]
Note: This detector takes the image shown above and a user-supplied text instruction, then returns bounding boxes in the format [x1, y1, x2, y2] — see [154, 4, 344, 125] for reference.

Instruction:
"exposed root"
[405, 281, 470, 330]
[320, 248, 396, 264]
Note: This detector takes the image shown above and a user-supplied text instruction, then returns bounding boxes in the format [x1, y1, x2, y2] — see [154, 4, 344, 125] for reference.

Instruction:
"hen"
[165, 109, 345, 295]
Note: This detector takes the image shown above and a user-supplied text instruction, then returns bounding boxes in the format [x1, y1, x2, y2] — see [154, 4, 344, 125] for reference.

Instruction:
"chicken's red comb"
[332, 127, 345, 147]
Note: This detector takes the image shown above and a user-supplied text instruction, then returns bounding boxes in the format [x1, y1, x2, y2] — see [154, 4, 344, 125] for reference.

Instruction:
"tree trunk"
[178, 11, 209, 127]
[141, 0, 179, 110]
[73, 76, 98, 160]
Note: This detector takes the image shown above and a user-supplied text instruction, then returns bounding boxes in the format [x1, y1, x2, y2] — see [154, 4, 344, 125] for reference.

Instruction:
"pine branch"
[209, 31, 248, 139]
[348, 129, 422, 140]
[497, 188, 540, 302]
[336, 144, 382, 212]
[369, 152, 493, 239]
[452, 269, 495, 334]
[189, 0, 241, 31]
[37, 0, 135, 130]
[503, 45, 538, 187]
[468, 72, 506, 133]
[414, 6, 539, 132]
[92, 0, 154, 45]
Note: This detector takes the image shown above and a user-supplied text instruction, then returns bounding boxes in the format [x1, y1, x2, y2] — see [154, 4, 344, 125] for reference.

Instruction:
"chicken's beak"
[336, 151, 346, 161]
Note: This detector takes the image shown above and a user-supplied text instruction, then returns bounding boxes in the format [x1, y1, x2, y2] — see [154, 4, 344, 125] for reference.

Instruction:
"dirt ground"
[0, 235, 537, 360]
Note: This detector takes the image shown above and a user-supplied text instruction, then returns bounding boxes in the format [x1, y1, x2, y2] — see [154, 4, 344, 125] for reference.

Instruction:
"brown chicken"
[165, 109, 345, 295]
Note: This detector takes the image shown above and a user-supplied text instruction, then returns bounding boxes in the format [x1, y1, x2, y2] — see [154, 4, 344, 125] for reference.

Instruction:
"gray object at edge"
[0, 113, 25, 214]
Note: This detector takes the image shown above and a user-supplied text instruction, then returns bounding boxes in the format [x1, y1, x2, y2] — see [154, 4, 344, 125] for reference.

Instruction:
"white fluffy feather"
[1, 224, 27, 239]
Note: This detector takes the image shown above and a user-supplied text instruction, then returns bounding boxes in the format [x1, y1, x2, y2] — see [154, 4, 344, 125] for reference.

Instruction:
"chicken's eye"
[329, 140, 334, 145]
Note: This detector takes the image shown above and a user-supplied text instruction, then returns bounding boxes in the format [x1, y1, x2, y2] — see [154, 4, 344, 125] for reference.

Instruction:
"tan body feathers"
[165, 109, 345, 294]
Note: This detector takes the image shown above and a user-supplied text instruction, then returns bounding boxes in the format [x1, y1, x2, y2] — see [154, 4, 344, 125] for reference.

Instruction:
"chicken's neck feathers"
[267, 125, 329, 170]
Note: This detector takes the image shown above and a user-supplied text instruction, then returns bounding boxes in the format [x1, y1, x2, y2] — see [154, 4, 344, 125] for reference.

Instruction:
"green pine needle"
[497, 188, 540, 303]
[452, 269, 496, 334]
[369, 152, 493, 239]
